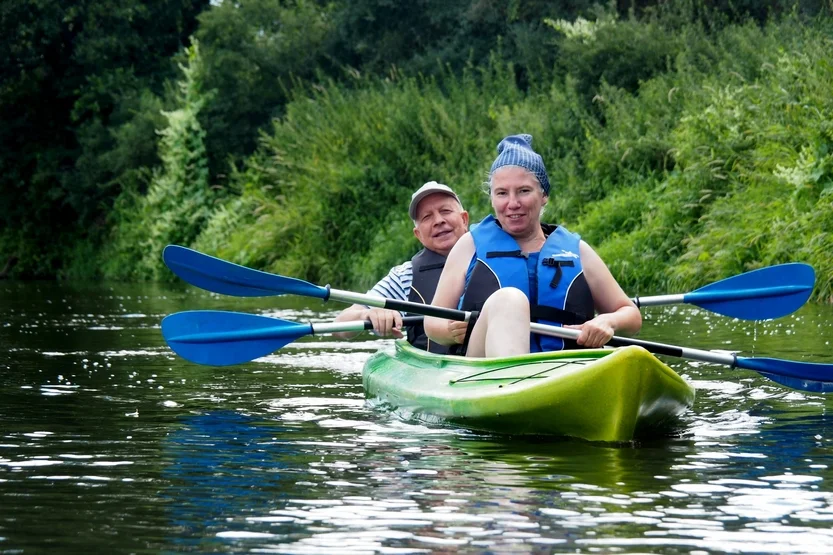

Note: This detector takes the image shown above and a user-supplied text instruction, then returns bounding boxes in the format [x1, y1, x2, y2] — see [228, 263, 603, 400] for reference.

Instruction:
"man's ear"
[461, 211, 470, 227]
[413, 225, 422, 242]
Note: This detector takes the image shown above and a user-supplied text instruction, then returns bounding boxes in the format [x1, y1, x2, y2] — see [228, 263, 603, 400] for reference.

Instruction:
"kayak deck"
[362, 341, 695, 442]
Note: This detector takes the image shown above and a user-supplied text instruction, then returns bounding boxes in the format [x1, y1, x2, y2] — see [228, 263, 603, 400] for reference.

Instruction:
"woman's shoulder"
[447, 232, 475, 262]
[455, 231, 475, 249]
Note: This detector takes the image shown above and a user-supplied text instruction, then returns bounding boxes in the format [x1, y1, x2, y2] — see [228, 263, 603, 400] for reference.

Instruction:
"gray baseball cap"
[408, 181, 462, 220]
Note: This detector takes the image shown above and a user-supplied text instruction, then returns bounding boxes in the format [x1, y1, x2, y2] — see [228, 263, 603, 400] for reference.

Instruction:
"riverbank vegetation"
[3, 1, 832, 300]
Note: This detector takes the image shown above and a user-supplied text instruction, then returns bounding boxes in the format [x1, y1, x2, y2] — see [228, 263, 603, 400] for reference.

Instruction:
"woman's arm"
[568, 241, 642, 347]
[424, 233, 475, 346]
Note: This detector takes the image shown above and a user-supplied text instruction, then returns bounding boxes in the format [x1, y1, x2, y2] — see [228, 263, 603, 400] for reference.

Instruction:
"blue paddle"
[162, 311, 424, 366]
[160, 246, 832, 392]
[163, 245, 813, 320]
[162, 309, 833, 393]
[631, 263, 815, 320]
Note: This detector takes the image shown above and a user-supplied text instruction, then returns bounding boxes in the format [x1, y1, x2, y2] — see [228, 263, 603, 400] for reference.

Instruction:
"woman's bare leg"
[465, 287, 531, 358]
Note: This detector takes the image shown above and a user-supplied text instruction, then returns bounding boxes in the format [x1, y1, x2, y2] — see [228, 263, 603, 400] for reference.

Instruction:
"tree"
[0, 0, 208, 277]
[194, 0, 336, 176]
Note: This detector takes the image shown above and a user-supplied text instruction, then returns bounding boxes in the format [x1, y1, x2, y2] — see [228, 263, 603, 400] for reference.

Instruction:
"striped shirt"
[368, 261, 413, 302]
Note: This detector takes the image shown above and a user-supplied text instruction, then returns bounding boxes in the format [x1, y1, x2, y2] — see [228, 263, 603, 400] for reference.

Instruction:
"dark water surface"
[2, 281, 833, 554]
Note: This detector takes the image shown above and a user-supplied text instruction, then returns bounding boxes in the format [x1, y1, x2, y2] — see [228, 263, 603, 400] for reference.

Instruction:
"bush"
[91, 6, 833, 304]
[103, 43, 216, 280]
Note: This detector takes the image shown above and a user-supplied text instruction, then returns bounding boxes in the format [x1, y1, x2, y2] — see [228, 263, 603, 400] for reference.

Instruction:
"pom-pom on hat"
[489, 134, 550, 195]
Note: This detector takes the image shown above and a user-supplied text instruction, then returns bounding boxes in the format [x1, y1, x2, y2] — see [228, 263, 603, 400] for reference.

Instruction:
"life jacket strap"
[542, 257, 575, 289]
[531, 304, 588, 326]
[419, 262, 445, 272]
[486, 250, 524, 258]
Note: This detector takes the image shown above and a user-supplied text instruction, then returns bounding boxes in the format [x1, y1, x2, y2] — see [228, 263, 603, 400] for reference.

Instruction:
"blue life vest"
[460, 215, 595, 352]
[406, 248, 449, 354]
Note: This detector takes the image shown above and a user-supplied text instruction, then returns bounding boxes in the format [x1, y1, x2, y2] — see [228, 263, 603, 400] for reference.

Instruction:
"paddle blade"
[163, 245, 329, 299]
[684, 263, 814, 320]
[735, 355, 833, 392]
[162, 311, 312, 366]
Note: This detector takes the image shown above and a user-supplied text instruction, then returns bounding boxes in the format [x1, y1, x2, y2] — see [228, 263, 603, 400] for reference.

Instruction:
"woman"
[424, 134, 641, 358]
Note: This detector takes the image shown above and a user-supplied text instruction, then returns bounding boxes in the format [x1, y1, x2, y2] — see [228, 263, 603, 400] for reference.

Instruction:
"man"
[334, 181, 469, 352]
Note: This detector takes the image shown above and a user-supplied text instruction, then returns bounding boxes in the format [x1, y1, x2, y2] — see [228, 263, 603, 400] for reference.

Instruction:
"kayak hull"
[362, 341, 695, 442]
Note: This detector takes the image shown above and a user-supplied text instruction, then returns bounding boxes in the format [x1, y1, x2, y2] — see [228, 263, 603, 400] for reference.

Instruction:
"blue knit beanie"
[489, 134, 550, 195]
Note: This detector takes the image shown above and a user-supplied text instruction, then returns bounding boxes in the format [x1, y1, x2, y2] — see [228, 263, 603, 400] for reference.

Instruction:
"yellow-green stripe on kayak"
[362, 340, 695, 442]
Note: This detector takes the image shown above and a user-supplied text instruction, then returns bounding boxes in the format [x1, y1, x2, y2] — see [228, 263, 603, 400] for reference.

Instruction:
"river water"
[2, 280, 833, 554]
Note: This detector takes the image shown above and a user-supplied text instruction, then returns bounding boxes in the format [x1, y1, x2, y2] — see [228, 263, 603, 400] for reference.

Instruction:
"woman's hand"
[564, 316, 614, 348]
[448, 320, 469, 345]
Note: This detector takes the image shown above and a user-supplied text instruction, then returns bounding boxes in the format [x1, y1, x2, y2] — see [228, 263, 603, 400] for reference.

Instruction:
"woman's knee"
[482, 287, 529, 317]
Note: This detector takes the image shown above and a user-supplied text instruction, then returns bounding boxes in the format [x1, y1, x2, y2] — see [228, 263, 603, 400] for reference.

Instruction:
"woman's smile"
[490, 166, 547, 240]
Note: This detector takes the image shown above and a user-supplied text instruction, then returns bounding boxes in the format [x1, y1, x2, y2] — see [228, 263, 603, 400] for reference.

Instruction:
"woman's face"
[490, 166, 547, 238]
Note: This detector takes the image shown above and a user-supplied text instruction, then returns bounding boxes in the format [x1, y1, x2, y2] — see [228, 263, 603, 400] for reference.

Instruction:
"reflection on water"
[2, 281, 833, 552]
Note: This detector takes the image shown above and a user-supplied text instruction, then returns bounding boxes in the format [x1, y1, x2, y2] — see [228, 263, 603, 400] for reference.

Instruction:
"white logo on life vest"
[552, 250, 579, 259]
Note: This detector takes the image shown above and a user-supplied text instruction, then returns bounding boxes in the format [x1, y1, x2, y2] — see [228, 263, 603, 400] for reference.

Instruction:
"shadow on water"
[162, 412, 298, 546]
[419, 433, 694, 503]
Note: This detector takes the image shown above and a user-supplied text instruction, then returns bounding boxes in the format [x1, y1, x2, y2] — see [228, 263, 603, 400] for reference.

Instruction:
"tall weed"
[102, 43, 215, 280]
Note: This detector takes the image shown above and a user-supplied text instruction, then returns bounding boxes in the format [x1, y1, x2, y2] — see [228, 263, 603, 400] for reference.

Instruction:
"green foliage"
[561, 12, 833, 300]
[0, 0, 208, 278]
[666, 39, 833, 299]
[179, 8, 833, 303]
[103, 43, 215, 280]
[194, 62, 525, 286]
[194, 0, 336, 175]
[5, 0, 833, 306]
[331, 0, 593, 77]
[547, 10, 679, 105]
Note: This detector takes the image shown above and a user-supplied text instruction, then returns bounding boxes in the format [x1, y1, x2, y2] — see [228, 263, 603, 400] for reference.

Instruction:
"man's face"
[412, 193, 469, 256]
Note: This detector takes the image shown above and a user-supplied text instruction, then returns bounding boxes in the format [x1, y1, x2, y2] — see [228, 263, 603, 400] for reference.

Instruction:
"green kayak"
[362, 340, 695, 442]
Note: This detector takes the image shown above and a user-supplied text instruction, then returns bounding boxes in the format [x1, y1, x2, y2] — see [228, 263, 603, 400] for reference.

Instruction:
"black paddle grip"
[384, 299, 467, 321]
[607, 336, 684, 358]
[360, 315, 424, 331]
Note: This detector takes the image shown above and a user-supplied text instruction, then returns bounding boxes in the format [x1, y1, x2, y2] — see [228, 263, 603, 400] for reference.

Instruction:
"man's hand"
[364, 308, 404, 338]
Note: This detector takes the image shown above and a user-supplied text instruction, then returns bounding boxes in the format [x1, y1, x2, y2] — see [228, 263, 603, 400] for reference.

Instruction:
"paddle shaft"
[326, 287, 475, 322]
[330, 286, 833, 380]
[162, 245, 813, 320]
[351, 291, 832, 385]
[530, 324, 733, 365]
[170, 315, 425, 344]
[325, 286, 736, 364]
[314, 315, 423, 335]
[633, 285, 810, 307]
[161, 246, 833, 388]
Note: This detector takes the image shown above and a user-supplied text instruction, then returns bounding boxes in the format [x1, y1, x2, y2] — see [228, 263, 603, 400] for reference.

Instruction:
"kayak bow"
[363, 340, 695, 442]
